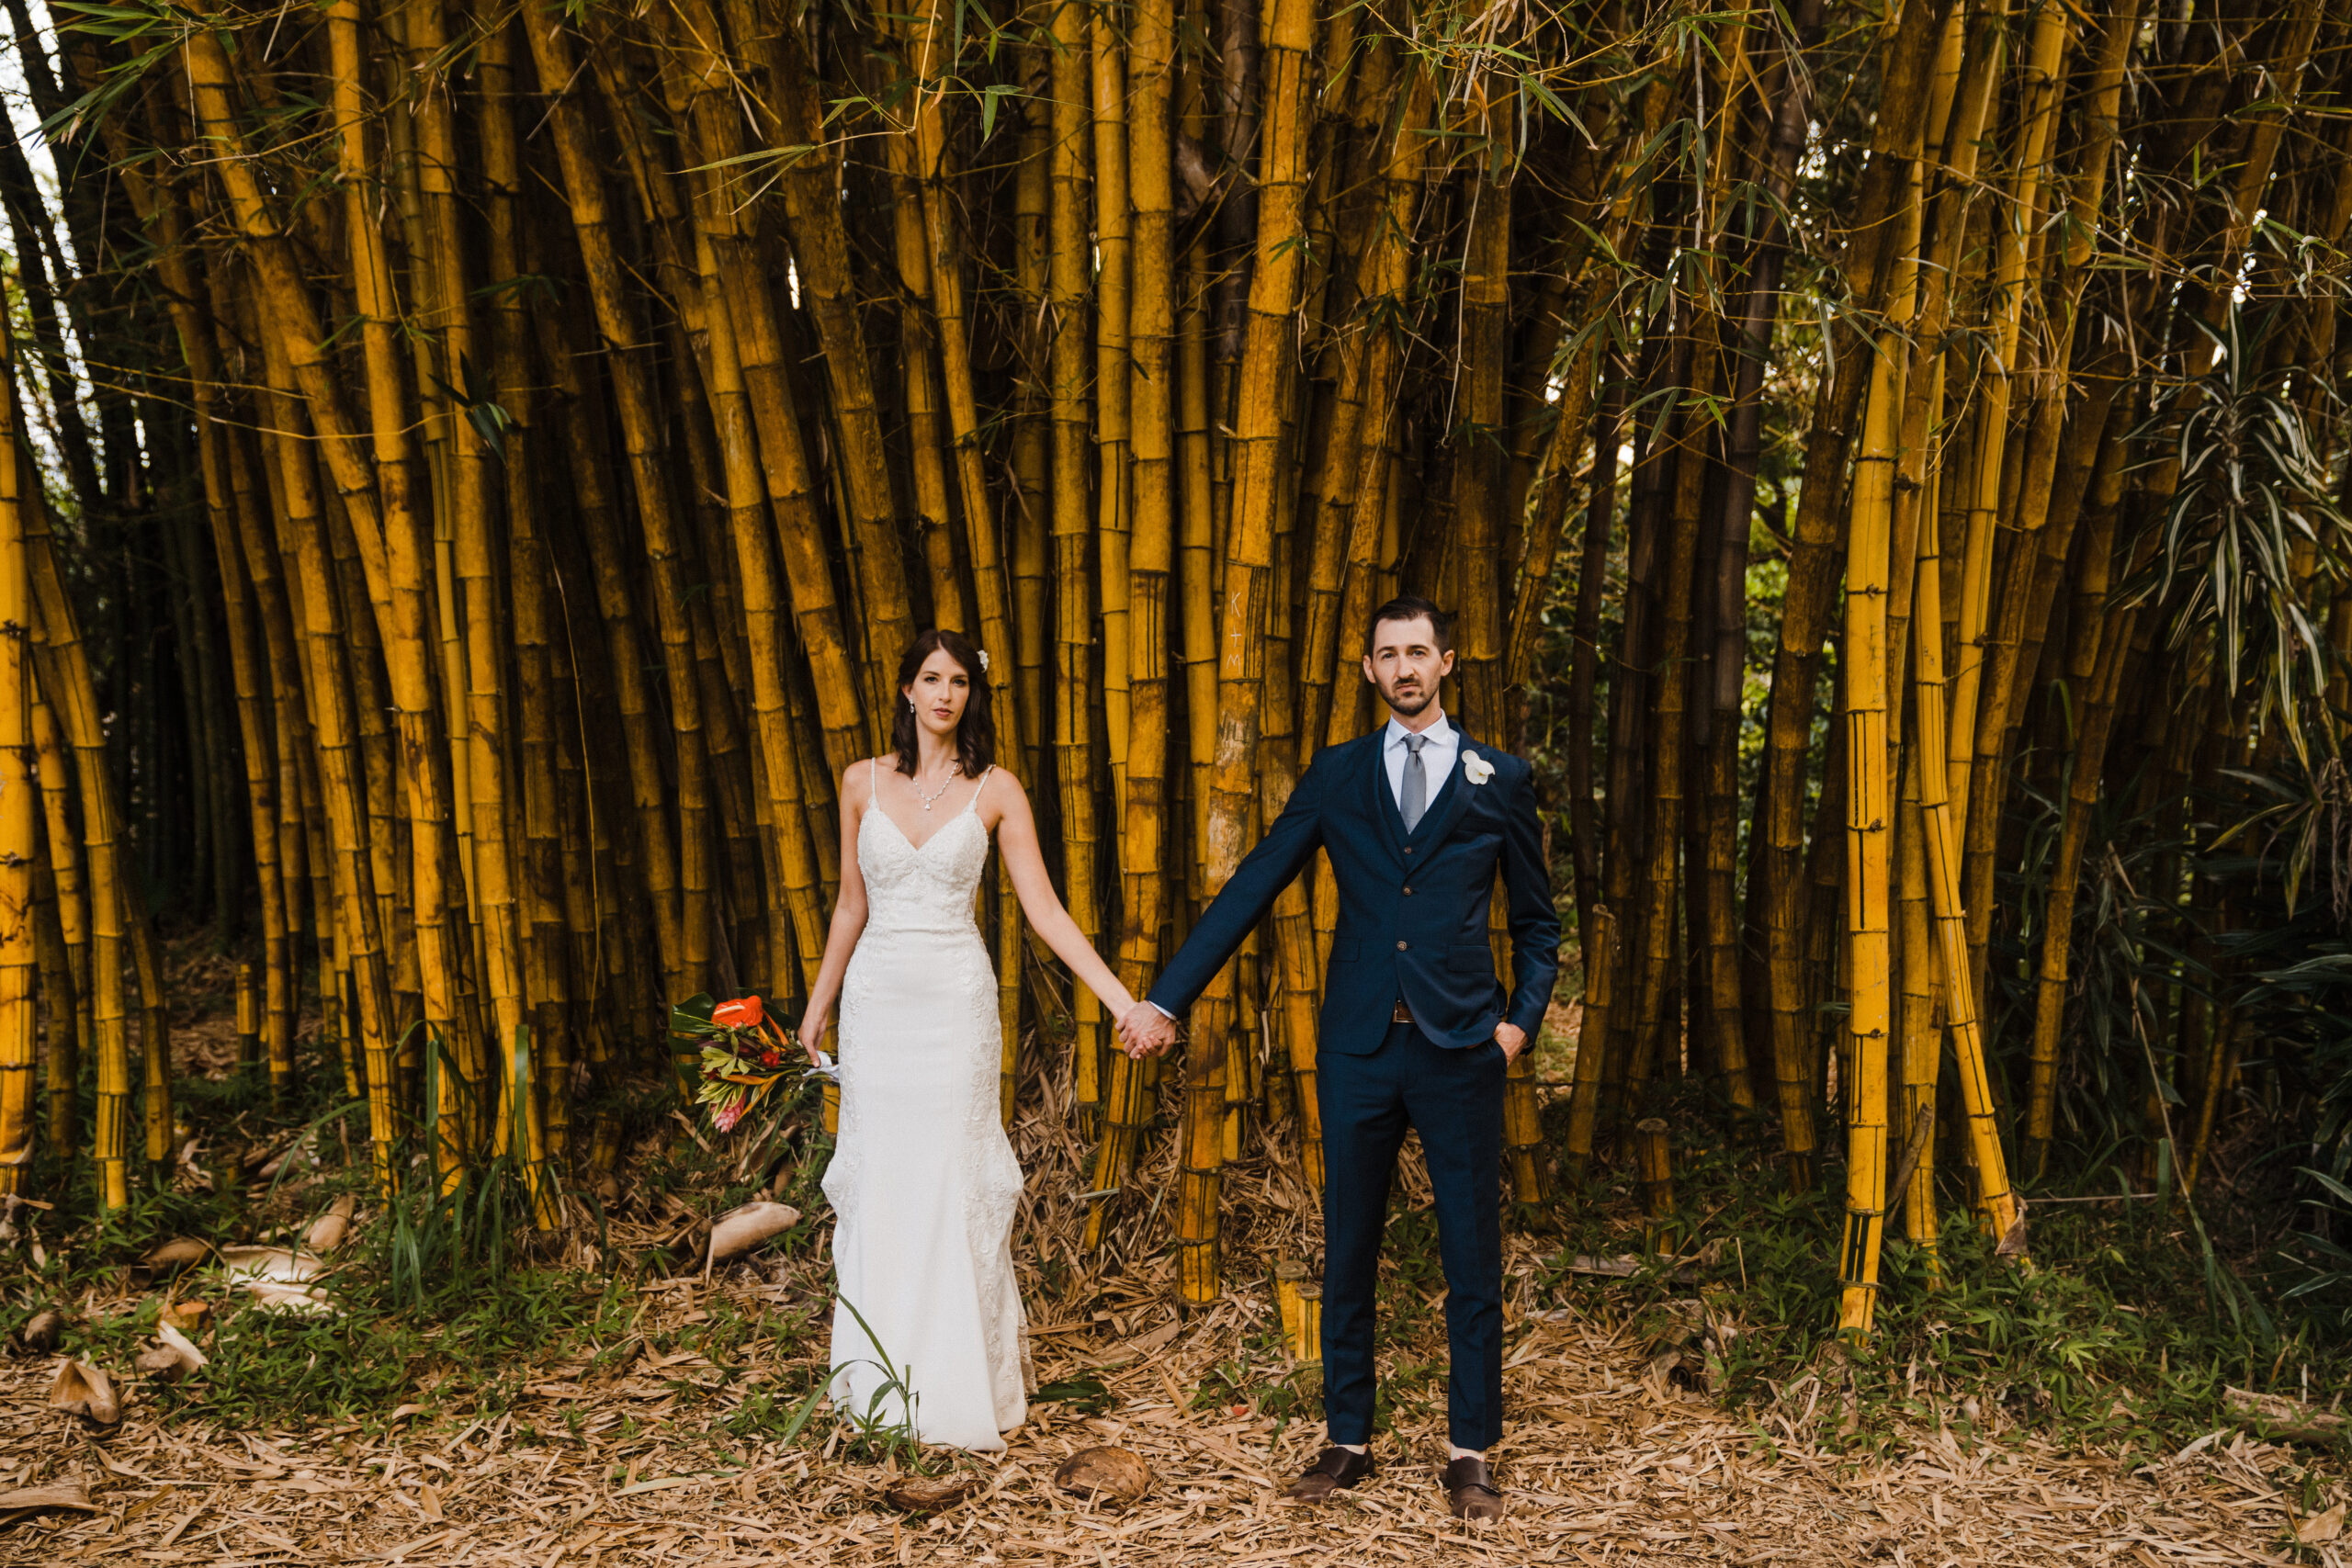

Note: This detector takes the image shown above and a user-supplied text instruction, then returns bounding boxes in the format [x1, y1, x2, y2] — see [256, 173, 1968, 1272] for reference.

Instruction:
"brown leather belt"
[1391, 1000, 1413, 1024]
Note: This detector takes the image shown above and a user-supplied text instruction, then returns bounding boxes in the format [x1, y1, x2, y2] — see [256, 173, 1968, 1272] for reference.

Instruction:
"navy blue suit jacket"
[1145, 727, 1560, 1054]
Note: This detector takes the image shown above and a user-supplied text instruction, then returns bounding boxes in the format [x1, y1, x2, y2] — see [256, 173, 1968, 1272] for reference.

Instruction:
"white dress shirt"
[1385, 710, 1459, 817]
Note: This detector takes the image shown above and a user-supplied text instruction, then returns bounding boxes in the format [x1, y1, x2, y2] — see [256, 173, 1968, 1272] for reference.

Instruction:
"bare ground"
[0, 1257, 2334, 1567]
[0, 982, 2335, 1564]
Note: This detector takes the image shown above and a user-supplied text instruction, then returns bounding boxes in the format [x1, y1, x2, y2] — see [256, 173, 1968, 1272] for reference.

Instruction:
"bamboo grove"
[6, 0, 2352, 1335]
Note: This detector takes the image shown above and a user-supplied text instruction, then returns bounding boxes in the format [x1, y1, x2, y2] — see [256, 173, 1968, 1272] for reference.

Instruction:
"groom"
[1119, 596, 1558, 1521]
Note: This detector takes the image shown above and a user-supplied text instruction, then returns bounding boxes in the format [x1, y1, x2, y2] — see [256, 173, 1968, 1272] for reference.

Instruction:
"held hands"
[1116, 1000, 1180, 1059]
[1495, 1022, 1528, 1065]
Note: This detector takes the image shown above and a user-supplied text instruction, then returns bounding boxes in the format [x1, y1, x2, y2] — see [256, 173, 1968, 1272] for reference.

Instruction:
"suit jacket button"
[1396, 941, 1408, 951]
[1402, 886, 1413, 896]
[1404, 847, 1413, 855]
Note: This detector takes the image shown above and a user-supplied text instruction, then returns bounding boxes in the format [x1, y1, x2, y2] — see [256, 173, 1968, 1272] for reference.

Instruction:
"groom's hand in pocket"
[1495, 1022, 1528, 1064]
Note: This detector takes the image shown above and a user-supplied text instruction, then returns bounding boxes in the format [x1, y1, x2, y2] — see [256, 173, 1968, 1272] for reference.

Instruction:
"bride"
[797, 628, 1138, 1451]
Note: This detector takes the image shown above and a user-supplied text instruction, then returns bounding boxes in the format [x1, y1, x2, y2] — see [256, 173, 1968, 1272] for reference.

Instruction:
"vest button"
[1396, 941, 1408, 951]
[1402, 886, 1413, 896]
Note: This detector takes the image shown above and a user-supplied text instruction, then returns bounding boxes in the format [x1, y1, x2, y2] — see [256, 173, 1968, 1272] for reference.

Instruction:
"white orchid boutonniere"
[1462, 750, 1496, 785]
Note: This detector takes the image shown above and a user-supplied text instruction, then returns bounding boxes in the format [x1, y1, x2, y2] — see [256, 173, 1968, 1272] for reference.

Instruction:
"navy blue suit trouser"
[1316, 1018, 1506, 1451]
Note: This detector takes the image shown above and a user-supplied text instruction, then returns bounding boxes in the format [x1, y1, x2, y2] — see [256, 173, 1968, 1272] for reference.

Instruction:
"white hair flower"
[978, 648, 991, 674]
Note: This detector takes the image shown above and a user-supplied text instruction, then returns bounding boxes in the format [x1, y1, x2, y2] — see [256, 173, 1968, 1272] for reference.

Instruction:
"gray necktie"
[1399, 733, 1430, 833]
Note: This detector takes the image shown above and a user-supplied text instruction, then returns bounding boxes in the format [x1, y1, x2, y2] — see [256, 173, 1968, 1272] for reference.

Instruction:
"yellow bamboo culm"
[1896, 745, 1940, 1265]
[1273, 1257, 1320, 1365]
[252, 307, 402, 1194]
[236, 963, 261, 1078]
[30, 693, 83, 1147]
[1084, 0, 1180, 1249]
[1634, 1117, 1675, 1233]
[1562, 907, 1619, 1176]
[0, 323, 36, 1195]
[1504, 1039, 1548, 1202]
[1837, 315, 1902, 1338]
[1174, 0, 1318, 1308]
[1046, 3, 1104, 1119]
[1092, 6, 1132, 830]
[27, 519, 130, 1209]
[1952, 6, 2076, 1003]
[1907, 420, 2021, 1252]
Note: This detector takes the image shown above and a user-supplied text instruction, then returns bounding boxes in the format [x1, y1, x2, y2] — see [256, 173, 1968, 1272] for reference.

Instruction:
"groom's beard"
[1378, 675, 1437, 718]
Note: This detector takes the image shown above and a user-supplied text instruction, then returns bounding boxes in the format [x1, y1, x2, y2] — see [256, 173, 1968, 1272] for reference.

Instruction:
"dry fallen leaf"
[1052, 1446, 1151, 1506]
[220, 1247, 336, 1313]
[306, 1194, 356, 1255]
[135, 1348, 190, 1385]
[143, 1237, 210, 1271]
[243, 1281, 337, 1317]
[1995, 1204, 2030, 1259]
[0, 1479, 96, 1515]
[707, 1201, 801, 1268]
[157, 1323, 209, 1371]
[2296, 1503, 2346, 1545]
[14, 1308, 62, 1355]
[49, 1361, 119, 1427]
[218, 1245, 325, 1285]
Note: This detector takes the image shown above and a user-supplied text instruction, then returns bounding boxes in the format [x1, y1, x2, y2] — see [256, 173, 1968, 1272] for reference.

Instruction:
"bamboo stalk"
[34, 853, 72, 1152]
[1563, 907, 1619, 1175]
[25, 495, 130, 1210]
[1046, 3, 1104, 1118]
[1175, 0, 1317, 1307]
[1837, 269, 1909, 1331]
[1755, 0, 1945, 1192]
[253, 314, 402, 1192]
[105, 138, 297, 1116]
[1908, 416, 2019, 1248]
[0, 323, 34, 1194]
[1094, 5, 1133, 828]
[1949, 2, 2074, 951]
[755, 4, 916, 732]
[1087, 0, 1180, 1245]
[1634, 1117, 1674, 1222]
[1453, 141, 1513, 742]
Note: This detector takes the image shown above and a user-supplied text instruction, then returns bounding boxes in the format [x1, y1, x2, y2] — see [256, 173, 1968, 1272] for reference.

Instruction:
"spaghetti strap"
[868, 757, 880, 810]
[961, 765, 993, 816]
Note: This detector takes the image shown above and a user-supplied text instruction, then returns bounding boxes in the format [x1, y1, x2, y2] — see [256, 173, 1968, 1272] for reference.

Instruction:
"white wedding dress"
[822, 763, 1027, 1450]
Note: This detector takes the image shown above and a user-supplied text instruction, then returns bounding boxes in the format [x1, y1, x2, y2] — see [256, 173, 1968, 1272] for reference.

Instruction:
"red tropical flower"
[713, 996, 764, 1030]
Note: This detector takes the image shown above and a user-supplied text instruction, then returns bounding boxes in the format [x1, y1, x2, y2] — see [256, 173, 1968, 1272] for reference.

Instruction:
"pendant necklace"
[915, 766, 961, 812]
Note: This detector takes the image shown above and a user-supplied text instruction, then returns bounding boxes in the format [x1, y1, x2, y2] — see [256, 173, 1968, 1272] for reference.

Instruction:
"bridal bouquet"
[673, 993, 799, 1134]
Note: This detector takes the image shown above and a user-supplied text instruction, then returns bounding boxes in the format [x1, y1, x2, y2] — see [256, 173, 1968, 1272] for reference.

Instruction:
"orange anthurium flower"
[713, 996, 764, 1030]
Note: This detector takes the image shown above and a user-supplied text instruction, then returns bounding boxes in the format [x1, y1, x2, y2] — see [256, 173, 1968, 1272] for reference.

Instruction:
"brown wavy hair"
[891, 628, 997, 779]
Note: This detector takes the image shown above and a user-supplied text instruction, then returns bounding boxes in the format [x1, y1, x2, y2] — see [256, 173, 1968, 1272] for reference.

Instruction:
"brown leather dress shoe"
[1284, 1446, 1374, 1502]
[1443, 1455, 1504, 1521]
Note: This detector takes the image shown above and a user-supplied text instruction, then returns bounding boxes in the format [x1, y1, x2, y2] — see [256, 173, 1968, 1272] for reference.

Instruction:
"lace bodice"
[856, 764, 992, 936]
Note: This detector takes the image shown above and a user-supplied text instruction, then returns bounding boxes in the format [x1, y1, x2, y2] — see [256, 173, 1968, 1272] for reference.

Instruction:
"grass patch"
[1540, 1089, 2352, 1466]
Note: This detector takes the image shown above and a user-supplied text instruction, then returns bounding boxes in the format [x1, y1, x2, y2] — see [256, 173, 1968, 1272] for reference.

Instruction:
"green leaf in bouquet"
[669, 992, 719, 1042]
